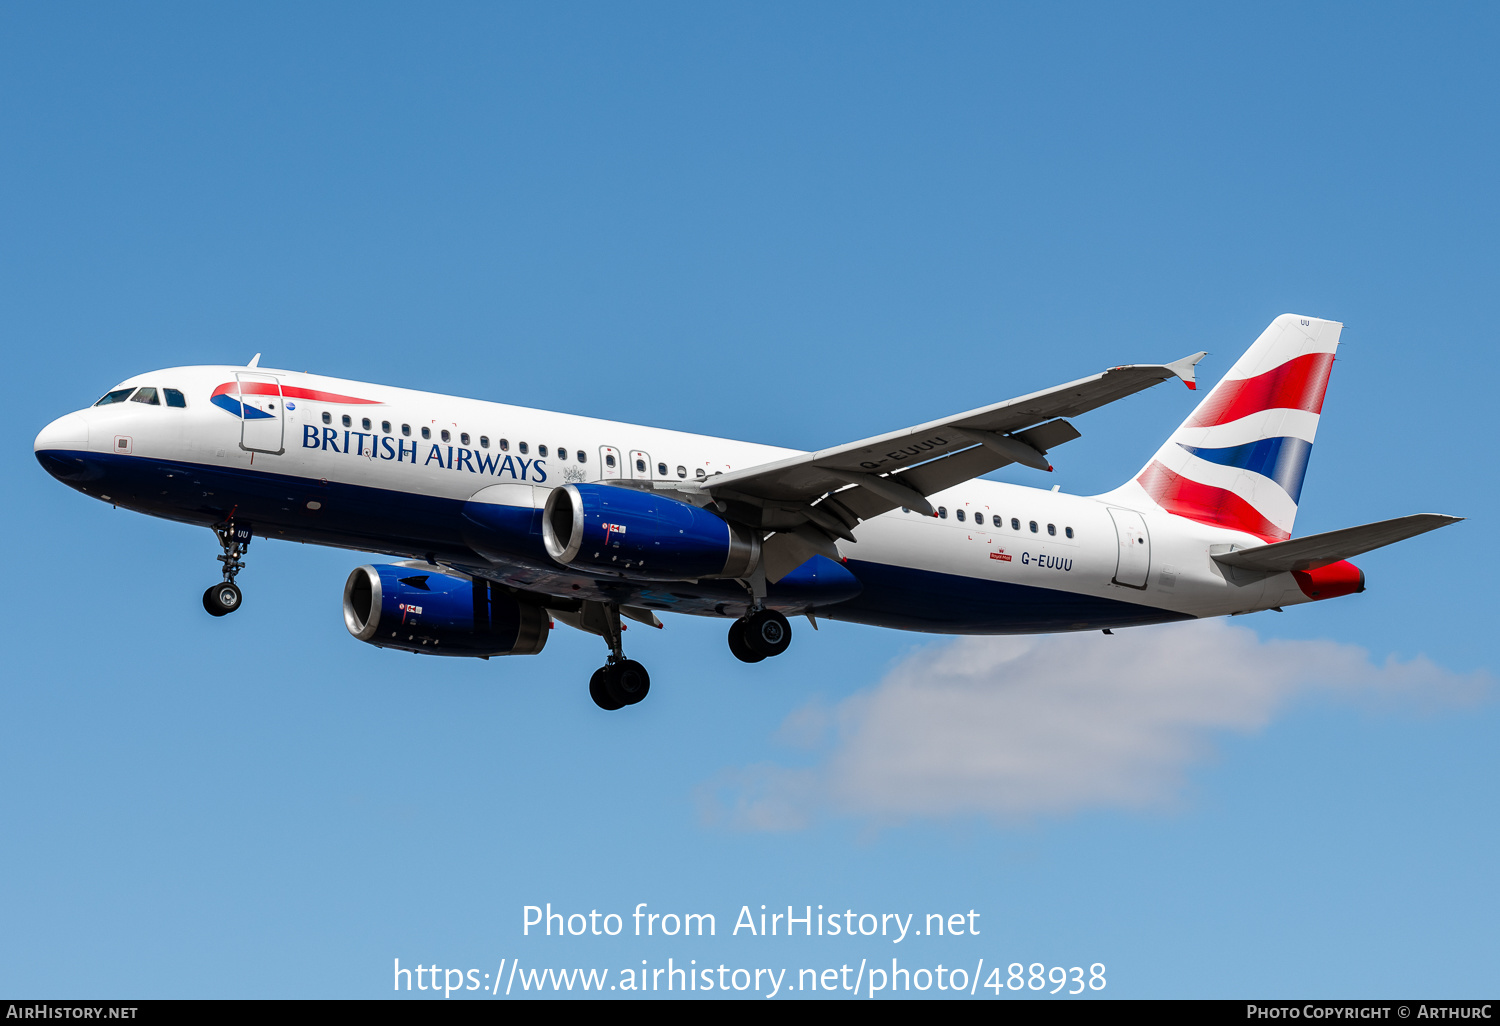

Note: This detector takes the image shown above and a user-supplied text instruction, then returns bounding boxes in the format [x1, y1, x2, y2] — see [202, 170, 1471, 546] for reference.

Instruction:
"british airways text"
[301, 425, 548, 482]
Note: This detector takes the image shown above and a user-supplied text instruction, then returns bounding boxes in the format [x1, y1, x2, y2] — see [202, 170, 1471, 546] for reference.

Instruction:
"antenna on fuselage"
[247, 353, 261, 368]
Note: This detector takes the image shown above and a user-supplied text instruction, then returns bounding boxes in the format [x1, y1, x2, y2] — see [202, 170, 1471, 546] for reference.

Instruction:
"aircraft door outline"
[1109, 507, 1151, 588]
[236, 373, 285, 455]
[598, 446, 621, 480]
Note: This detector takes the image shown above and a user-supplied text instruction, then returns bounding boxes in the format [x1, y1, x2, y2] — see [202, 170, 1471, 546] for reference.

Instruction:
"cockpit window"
[130, 387, 161, 406]
[164, 388, 187, 408]
[94, 388, 135, 406]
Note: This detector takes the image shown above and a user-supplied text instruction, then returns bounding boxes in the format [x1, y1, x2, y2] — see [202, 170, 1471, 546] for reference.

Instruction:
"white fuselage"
[35, 364, 1319, 633]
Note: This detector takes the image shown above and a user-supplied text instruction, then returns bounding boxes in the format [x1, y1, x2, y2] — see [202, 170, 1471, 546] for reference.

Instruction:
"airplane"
[33, 314, 1460, 711]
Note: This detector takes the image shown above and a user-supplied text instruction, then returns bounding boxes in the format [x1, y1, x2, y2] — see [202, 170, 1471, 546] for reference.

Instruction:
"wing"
[639, 351, 1206, 579]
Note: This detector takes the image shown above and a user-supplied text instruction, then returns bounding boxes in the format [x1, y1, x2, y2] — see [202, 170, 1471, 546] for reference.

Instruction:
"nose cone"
[35, 414, 94, 484]
[35, 414, 89, 453]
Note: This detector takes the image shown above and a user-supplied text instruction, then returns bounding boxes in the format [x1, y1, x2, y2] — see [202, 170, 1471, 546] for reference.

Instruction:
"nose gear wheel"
[203, 581, 242, 617]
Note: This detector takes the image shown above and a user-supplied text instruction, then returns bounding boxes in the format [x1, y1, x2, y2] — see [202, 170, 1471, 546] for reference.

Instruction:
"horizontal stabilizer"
[1212, 513, 1462, 573]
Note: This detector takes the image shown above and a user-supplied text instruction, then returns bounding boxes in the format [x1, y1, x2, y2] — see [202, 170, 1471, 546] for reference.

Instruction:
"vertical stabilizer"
[1114, 314, 1342, 541]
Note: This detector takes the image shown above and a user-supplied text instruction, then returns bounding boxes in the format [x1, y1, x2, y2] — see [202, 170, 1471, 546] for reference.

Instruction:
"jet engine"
[542, 483, 760, 581]
[342, 563, 549, 657]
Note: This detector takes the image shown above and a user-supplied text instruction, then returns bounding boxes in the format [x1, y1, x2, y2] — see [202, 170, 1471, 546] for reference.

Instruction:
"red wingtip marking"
[1185, 381, 1197, 390]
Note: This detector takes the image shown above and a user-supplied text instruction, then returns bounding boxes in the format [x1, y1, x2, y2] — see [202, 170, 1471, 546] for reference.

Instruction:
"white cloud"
[700, 620, 1490, 830]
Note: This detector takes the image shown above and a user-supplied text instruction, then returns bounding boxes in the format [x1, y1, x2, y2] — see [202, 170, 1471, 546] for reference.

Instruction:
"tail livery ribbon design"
[1135, 314, 1342, 541]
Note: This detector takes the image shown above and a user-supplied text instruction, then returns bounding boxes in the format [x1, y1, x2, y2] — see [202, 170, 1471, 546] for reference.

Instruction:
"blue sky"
[2, 3, 1495, 999]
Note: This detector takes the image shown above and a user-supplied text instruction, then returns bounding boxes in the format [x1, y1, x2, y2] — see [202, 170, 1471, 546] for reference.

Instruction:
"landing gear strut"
[588, 602, 651, 710]
[729, 607, 792, 661]
[203, 520, 250, 617]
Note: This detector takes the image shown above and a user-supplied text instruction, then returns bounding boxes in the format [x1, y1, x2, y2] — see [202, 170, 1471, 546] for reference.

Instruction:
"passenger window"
[342, 415, 352, 428]
[577, 450, 586, 463]
[480, 436, 489, 449]
[1029, 521, 1038, 533]
[130, 387, 160, 406]
[441, 429, 451, 443]
[1011, 518, 1020, 530]
[1048, 523, 1056, 536]
[974, 512, 985, 526]
[460, 433, 470, 446]
[636, 458, 646, 473]
[695, 468, 705, 479]
[322, 411, 332, 424]
[606, 454, 617, 468]
[421, 427, 431, 440]
[657, 462, 667, 476]
[938, 506, 948, 519]
[362, 418, 371, 430]
[381, 420, 391, 433]
[499, 439, 509, 451]
[956, 509, 965, 522]
[402, 424, 411, 436]
[1065, 527, 1075, 539]
[519, 442, 529, 455]
[558, 448, 567, 460]
[539, 445, 548, 457]
[164, 388, 187, 408]
[676, 465, 686, 478]
[94, 388, 135, 406]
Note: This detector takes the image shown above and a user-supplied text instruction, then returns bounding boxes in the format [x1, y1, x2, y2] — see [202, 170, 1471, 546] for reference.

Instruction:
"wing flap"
[1212, 513, 1462, 573]
[809, 418, 1086, 522]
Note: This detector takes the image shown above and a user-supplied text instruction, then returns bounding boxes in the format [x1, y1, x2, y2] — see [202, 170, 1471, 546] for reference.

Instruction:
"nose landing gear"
[203, 520, 251, 617]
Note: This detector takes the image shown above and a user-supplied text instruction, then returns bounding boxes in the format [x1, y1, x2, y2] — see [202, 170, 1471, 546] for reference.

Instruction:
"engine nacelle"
[542, 483, 760, 581]
[343, 563, 549, 657]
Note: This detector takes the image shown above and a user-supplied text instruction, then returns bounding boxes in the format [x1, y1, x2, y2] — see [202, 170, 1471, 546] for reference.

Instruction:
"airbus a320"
[34, 314, 1459, 710]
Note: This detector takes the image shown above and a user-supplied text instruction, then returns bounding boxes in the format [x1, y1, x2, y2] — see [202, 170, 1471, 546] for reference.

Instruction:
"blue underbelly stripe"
[35, 447, 1189, 634]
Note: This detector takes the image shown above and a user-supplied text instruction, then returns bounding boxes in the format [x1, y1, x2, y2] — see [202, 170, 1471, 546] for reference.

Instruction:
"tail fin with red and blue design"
[1123, 314, 1342, 541]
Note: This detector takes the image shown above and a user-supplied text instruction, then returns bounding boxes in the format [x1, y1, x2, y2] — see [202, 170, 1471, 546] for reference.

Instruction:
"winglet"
[1165, 351, 1207, 390]
[248, 353, 262, 368]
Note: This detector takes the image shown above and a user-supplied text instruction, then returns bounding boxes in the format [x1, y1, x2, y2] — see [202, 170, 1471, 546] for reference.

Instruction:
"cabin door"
[1109, 507, 1151, 589]
[235, 373, 285, 455]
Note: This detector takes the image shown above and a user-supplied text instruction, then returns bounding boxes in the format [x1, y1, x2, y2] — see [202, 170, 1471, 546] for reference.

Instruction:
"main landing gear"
[728, 607, 792, 663]
[589, 603, 651, 711]
[590, 659, 651, 711]
[202, 520, 250, 617]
